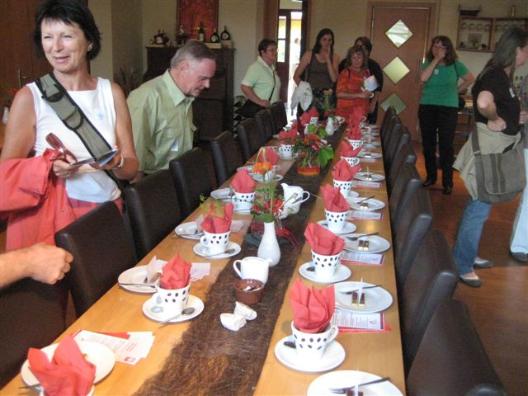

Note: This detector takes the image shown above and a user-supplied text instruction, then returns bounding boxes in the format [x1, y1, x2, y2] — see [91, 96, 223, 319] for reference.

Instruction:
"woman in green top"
[419, 36, 474, 194]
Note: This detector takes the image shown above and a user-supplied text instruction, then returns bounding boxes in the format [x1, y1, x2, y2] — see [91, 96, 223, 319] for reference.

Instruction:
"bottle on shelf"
[220, 25, 231, 41]
[197, 22, 205, 42]
[210, 29, 220, 43]
[176, 24, 188, 46]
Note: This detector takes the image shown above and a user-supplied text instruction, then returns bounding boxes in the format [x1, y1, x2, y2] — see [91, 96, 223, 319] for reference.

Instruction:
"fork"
[346, 232, 378, 242]
[329, 376, 391, 394]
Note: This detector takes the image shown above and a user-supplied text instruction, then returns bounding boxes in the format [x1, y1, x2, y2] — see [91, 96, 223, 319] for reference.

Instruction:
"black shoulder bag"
[238, 67, 276, 118]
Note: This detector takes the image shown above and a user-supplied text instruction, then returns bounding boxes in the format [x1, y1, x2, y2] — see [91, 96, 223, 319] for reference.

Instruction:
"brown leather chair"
[237, 118, 266, 162]
[380, 106, 397, 137]
[407, 300, 505, 396]
[55, 201, 136, 316]
[389, 162, 422, 227]
[392, 186, 433, 285]
[210, 131, 244, 185]
[385, 126, 410, 174]
[400, 229, 458, 370]
[381, 111, 400, 153]
[269, 101, 288, 133]
[255, 108, 274, 141]
[0, 279, 67, 387]
[169, 148, 216, 218]
[124, 170, 182, 259]
[388, 141, 417, 192]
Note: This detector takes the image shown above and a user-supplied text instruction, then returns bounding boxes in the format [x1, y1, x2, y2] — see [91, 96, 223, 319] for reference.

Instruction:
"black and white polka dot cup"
[278, 144, 294, 160]
[333, 179, 353, 196]
[154, 283, 190, 318]
[324, 209, 348, 233]
[311, 249, 341, 280]
[232, 191, 255, 212]
[340, 155, 360, 167]
[291, 321, 339, 360]
[200, 230, 231, 255]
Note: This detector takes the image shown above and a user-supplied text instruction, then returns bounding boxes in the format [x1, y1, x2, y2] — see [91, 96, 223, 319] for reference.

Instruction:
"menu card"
[348, 210, 382, 221]
[341, 251, 384, 265]
[352, 180, 382, 189]
[332, 310, 388, 332]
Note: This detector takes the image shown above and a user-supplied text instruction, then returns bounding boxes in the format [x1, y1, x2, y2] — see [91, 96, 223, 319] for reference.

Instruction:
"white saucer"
[317, 220, 357, 235]
[349, 198, 386, 211]
[354, 172, 385, 182]
[118, 266, 156, 294]
[233, 207, 252, 215]
[21, 341, 115, 386]
[299, 262, 351, 283]
[252, 173, 284, 183]
[358, 151, 382, 159]
[364, 142, 381, 148]
[307, 370, 403, 396]
[345, 190, 360, 198]
[142, 294, 204, 323]
[210, 187, 233, 201]
[345, 234, 391, 254]
[334, 281, 393, 313]
[193, 241, 241, 259]
[274, 335, 345, 373]
[175, 221, 204, 240]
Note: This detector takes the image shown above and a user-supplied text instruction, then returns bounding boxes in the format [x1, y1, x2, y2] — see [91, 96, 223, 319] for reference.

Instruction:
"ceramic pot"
[297, 164, 320, 176]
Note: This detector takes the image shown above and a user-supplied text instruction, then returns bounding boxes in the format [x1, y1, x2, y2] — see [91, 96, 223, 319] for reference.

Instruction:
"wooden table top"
[1, 130, 405, 395]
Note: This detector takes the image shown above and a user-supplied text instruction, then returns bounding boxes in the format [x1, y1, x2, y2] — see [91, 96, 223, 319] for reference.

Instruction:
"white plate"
[142, 294, 204, 323]
[354, 172, 385, 182]
[299, 262, 351, 283]
[344, 234, 391, 254]
[175, 222, 204, 240]
[307, 370, 403, 396]
[358, 151, 382, 159]
[21, 341, 115, 387]
[317, 220, 357, 235]
[334, 281, 393, 313]
[210, 188, 233, 201]
[251, 173, 284, 183]
[363, 142, 381, 148]
[118, 266, 156, 294]
[349, 198, 386, 211]
[193, 241, 241, 259]
[345, 190, 360, 198]
[274, 336, 345, 373]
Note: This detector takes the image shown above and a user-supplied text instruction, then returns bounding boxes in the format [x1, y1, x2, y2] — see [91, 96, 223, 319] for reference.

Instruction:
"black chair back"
[385, 126, 410, 173]
[270, 102, 288, 132]
[124, 170, 182, 259]
[388, 141, 417, 193]
[237, 118, 266, 162]
[255, 108, 274, 141]
[55, 202, 137, 315]
[389, 162, 422, 226]
[380, 106, 397, 136]
[210, 131, 244, 185]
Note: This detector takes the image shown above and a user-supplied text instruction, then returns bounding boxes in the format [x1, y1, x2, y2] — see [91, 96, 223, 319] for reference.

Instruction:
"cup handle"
[300, 191, 311, 203]
[200, 235, 208, 246]
[233, 260, 242, 278]
[327, 324, 339, 343]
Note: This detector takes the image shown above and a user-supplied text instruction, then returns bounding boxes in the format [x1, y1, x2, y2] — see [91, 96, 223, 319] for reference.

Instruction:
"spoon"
[159, 307, 196, 326]
[339, 285, 380, 294]
[346, 232, 378, 242]
[119, 282, 156, 289]
[203, 248, 237, 258]
[356, 195, 375, 204]
[329, 376, 391, 394]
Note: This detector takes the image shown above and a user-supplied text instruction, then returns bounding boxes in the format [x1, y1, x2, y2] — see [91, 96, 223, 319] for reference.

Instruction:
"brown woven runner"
[136, 128, 344, 396]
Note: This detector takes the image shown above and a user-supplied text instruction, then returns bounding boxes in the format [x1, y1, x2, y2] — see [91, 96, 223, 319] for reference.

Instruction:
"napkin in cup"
[304, 222, 345, 255]
[300, 107, 319, 125]
[159, 254, 191, 289]
[333, 159, 361, 181]
[256, 147, 279, 165]
[27, 335, 96, 396]
[231, 168, 256, 193]
[320, 184, 350, 212]
[345, 125, 362, 141]
[290, 278, 335, 333]
[338, 140, 362, 157]
[201, 202, 234, 233]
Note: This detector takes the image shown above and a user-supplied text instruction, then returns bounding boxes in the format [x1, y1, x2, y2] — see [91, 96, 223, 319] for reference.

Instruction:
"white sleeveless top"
[28, 78, 120, 202]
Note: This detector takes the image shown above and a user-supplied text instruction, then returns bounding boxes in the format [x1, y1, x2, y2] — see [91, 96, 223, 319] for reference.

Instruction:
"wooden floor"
[413, 142, 528, 396]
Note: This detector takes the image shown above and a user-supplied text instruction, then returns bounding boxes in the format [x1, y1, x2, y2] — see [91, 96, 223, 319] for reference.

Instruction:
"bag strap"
[268, 67, 276, 102]
[471, 126, 482, 156]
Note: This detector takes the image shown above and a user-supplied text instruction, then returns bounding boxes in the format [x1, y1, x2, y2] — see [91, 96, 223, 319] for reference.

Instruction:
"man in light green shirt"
[127, 40, 216, 179]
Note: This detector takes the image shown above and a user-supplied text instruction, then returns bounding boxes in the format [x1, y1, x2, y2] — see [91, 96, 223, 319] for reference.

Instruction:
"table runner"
[136, 128, 344, 395]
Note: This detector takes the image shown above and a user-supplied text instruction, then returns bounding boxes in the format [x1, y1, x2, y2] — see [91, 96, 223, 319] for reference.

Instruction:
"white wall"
[89, 0, 113, 79]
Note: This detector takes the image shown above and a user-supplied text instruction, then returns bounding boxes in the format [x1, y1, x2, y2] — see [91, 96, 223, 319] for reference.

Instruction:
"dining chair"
[0, 279, 67, 387]
[384, 125, 410, 174]
[169, 147, 216, 218]
[255, 108, 274, 141]
[400, 229, 458, 370]
[380, 106, 397, 136]
[407, 300, 505, 396]
[55, 201, 137, 316]
[388, 141, 417, 192]
[210, 130, 245, 185]
[380, 111, 400, 151]
[237, 117, 266, 162]
[123, 170, 182, 259]
[269, 101, 288, 133]
[389, 162, 422, 227]
[392, 186, 433, 284]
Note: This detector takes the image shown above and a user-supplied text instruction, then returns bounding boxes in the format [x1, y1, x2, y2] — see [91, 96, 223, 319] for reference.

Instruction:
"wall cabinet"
[457, 17, 528, 53]
[143, 47, 234, 141]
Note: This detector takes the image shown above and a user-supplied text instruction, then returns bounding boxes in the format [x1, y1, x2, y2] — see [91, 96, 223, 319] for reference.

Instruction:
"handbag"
[238, 66, 276, 118]
[472, 128, 526, 203]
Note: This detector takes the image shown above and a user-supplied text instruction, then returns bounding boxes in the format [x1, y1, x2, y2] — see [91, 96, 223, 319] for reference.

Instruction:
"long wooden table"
[2, 128, 405, 395]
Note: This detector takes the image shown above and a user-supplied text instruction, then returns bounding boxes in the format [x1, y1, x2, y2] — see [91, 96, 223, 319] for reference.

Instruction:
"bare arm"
[458, 72, 475, 94]
[0, 243, 73, 289]
[240, 84, 270, 107]
[420, 57, 442, 83]
[476, 90, 505, 131]
[327, 53, 341, 83]
[293, 51, 312, 85]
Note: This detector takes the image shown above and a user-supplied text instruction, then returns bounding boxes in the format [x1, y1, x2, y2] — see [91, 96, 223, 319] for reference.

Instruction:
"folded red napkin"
[300, 107, 318, 125]
[160, 254, 191, 289]
[231, 168, 256, 193]
[332, 159, 361, 181]
[27, 336, 96, 396]
[338, 140, 362, 158]
[290, 278, 335, 333]
[304, 222, 345, 255]
[201, 202, 234, 233]
[345, 124, 362, 140]
[349, 107, 366, 125]
[278, 128, 297, 142]
[256, 147, 279, 165]
[321, 184, 350, 212]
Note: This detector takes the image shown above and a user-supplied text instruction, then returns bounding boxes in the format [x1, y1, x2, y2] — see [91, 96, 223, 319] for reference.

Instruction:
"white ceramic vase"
[257, 221, 281, 267]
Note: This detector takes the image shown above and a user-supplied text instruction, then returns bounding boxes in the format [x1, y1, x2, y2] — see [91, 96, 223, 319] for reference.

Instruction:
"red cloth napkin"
[256, 147, 279, 165]
[304, 222, 345, 255]
[201, 202, 234, 233]
[300, 107, 318, 125]
[230, 168, 256, 193]
[160, 254, 191, 289]
[333, 159, 361, 181]
[278, 128, 297, 142]
[321, 184, 349, 212]
[290, 278, 335, 333]
[348, 107, 366, 125]
[338, 140, 362, 158]
[27, 336, 96, 396]
[345, 124, 362, 140]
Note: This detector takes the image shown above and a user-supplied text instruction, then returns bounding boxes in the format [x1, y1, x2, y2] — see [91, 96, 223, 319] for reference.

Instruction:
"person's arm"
[328, 53, 341, 83]
[476, 90, 505, 132]
[240, 84, 270, 108]
[420, 49, 444, 83]
[457, 67, 475, 95]
[293, 51, 312, 85]
[0, 243, 73, 289]
[336, 71, 371, 100]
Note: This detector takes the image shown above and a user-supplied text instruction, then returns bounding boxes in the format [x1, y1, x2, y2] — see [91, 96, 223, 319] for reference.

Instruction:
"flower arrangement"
[322, 88, 335, 118]
[293, 126, 334, 170]
[251, 181, 284, 223]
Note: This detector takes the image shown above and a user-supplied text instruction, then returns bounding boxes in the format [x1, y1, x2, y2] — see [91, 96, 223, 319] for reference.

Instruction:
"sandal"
[459, 272, 481, 288]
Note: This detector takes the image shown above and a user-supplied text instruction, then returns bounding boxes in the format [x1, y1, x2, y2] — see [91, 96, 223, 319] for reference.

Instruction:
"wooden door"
[276, 11, 291, 103]
[368, 3, 435, 139]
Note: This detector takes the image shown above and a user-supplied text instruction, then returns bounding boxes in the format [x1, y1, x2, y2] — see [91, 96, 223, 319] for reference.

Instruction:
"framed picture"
[178, 0, 219, 40]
